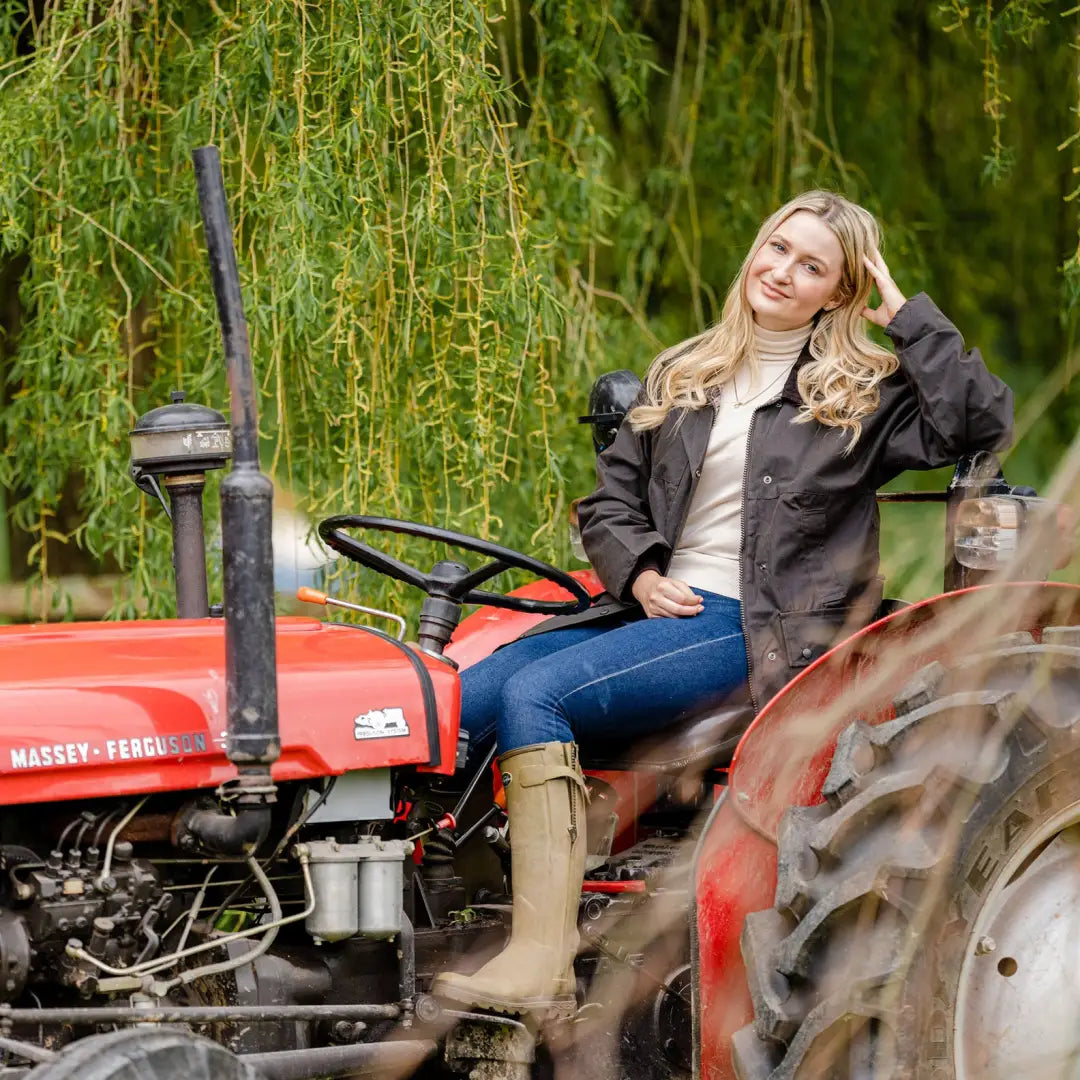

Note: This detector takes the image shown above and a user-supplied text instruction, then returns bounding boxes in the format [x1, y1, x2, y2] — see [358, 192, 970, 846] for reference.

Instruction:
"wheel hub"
[957, 820, 1080, 1078]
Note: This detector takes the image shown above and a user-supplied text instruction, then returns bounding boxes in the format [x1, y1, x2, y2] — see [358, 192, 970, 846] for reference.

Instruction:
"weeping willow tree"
[0, 0, 1077, 619]
[0, 0, 632, 617]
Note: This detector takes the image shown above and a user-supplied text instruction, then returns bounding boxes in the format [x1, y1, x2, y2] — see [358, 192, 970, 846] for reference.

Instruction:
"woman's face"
[745, 210, 846, 331]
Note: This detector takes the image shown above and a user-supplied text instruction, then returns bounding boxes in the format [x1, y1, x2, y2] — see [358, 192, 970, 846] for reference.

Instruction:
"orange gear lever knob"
[296, 586, 328, 605]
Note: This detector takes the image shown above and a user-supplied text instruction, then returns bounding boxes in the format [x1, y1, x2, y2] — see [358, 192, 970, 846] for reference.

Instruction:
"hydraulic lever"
[296, 587, 407, 641]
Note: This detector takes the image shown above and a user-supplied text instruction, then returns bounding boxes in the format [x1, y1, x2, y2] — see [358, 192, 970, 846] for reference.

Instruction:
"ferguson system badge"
[353, 707, 409, 740]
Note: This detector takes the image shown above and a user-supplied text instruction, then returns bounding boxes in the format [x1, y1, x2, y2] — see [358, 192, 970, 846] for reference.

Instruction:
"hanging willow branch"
[0, 0, 658, 618]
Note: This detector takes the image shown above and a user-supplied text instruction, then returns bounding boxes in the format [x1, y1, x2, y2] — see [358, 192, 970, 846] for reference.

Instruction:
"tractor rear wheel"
[732, 629, 1080, 1079]
[27, 1029, 263, 1080]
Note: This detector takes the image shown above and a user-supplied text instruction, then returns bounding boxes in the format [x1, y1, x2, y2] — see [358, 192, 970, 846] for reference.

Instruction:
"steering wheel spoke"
[454, 558, 511, 595]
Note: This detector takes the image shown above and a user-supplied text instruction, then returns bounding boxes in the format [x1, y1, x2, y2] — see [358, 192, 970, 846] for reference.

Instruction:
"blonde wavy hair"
[628, 190, 898, 450]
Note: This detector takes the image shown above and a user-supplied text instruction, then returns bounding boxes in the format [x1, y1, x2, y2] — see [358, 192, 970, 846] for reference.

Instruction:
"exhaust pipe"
[188, 144, 279, 850]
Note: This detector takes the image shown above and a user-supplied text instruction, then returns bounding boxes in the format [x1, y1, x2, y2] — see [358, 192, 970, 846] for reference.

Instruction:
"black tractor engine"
[1, 839, 163, 1000]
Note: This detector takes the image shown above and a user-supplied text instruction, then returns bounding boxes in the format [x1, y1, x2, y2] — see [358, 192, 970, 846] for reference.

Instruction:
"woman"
[432, 190, 1013, 1016]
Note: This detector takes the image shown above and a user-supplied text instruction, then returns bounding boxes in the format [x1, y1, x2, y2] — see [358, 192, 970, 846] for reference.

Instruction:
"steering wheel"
[317, 515, 593, 616]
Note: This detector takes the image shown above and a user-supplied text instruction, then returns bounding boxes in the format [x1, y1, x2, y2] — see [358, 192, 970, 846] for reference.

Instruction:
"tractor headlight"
[954, 496, 1020, 569]
[954, 494, 1061, 572]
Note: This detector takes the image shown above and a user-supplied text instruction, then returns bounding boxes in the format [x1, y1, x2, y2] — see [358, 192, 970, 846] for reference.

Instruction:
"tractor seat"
[581, 690, 754, 774]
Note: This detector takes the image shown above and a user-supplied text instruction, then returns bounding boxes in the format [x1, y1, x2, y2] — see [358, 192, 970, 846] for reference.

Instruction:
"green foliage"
[0, 0, 638, 617]
[0, 0, 1078, 617]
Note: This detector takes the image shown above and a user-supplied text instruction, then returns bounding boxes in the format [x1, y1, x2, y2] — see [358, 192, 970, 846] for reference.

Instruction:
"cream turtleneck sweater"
[665, 319, 813, 600]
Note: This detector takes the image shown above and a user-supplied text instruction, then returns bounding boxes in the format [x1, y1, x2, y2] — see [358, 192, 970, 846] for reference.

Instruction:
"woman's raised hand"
[631, 570, 704, 618]
[861, 250, 908, 327]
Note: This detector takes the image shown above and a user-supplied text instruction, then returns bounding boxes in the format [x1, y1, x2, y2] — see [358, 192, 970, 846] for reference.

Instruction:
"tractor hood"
[0, 617, 460, 805]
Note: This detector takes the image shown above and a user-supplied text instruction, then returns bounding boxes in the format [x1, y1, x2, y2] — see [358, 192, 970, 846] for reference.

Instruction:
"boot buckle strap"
[519, 764, 589, 797]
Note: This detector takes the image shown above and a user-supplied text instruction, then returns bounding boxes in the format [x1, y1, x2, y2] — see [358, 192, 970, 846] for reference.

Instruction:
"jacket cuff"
[883, 292, 946, 346]
[622, 551, 665, 603]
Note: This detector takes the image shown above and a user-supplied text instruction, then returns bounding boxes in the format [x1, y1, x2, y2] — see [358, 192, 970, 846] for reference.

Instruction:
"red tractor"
[0, 150, 1075, 1080]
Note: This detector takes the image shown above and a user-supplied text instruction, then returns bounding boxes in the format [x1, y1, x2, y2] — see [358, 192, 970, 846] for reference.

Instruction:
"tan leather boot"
[432, 741, 587, 1017]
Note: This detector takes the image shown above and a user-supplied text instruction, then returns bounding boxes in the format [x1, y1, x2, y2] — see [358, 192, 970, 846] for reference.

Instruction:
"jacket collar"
[676, 402, 715, 464]
[780, 336, 815, 405]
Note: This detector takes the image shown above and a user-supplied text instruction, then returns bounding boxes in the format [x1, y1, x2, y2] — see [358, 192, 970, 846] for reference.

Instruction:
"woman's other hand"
[631, 570, 704, 618]
[861, 250, 908, 327]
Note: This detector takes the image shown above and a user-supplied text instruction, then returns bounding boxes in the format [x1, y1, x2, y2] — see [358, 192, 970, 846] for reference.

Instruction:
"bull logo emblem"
[353, 707, 409, 740]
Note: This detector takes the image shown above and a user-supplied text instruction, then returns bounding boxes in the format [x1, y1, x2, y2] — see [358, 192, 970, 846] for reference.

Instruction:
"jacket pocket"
[769, 491, 847, 607]
[777, 606, 851, 668]
[650, 456, 689, 493]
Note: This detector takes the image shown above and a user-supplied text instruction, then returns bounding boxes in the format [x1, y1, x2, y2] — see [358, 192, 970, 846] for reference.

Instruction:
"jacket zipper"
[737, 397, 781, 714]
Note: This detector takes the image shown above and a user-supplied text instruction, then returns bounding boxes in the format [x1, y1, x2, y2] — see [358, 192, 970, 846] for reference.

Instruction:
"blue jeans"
[459, 591, 748, 760]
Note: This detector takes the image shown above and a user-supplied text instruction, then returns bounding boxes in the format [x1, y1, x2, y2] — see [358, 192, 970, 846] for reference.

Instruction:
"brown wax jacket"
[541, 293, 1014, 711]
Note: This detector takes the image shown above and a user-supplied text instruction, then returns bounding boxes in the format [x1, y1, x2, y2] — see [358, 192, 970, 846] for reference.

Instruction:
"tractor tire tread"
[733, 628, 1080, 1080]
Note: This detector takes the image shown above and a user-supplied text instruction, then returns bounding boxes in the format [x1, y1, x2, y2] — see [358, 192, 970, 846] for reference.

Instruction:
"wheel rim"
[955, 803, 1080, 1078]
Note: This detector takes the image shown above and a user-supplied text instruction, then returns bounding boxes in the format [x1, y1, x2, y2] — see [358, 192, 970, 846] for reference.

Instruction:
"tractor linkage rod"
[243, 1040, 437, 1080]
[0, 1003, 401, 1024]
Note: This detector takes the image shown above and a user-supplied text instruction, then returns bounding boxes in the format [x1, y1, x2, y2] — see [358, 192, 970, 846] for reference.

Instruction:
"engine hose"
[1, 846, 40, 869]
[68, 855, 314, 982]
[179, 803, 271, 857]
[175, 866, 219, 953]
[57, 813, 89, 853]
[96, 798, 148, 889]
[72, 813, 100, 856]
[93, 807, 124, 850]
[159, 856, 283, 992]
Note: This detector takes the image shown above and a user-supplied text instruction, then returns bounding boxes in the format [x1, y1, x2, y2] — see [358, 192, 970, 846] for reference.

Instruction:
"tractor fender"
[692, 581, 1080, 1080]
